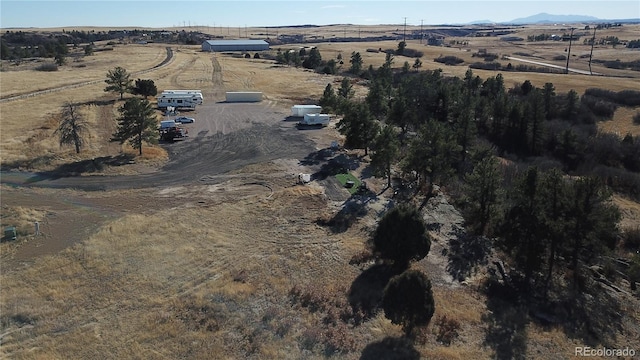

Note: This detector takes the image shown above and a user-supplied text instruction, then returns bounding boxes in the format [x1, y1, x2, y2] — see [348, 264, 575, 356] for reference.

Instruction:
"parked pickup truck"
[159, 120, 187, 141]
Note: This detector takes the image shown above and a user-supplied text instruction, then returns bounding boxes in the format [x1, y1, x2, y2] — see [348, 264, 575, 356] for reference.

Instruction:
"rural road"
[504, 56, 602, 75]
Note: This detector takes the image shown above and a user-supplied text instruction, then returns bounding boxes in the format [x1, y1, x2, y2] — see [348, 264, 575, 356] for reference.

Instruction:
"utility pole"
[588, 26, 597, 75]
[565, 27, 575, 74]
[420, 19, 424, 44]
[403, 17, 407, 42]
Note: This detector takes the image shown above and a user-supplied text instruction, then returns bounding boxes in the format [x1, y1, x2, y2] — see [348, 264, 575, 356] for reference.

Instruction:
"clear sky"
[1, 0, 639, 29]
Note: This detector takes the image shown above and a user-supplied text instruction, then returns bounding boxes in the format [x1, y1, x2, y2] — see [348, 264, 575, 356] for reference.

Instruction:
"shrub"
[553, 55, 567, 61]
[584, 88, 640, 107]
[469, 62, 502, 70]
[434, 55, 464, 65]
[633, 112, 640, 125]
[402, 48, 424, 58]
[253, 53, 260, 59]
[435, 315, 461, 345]
[622, 226, 640, 251]
[581, 95, 617, 118]
[35, 63, 58, 71]
[324, 323, 357, 354]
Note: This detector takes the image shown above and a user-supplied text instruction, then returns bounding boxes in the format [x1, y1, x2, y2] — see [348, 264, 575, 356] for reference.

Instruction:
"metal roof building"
[202, 39, 269, 52]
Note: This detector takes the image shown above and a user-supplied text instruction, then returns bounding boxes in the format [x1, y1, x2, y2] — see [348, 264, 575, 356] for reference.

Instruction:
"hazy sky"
[1, 0, 639, 29]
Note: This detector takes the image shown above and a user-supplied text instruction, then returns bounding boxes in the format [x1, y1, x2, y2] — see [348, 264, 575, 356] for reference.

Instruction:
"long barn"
[201, 39, 270, 52]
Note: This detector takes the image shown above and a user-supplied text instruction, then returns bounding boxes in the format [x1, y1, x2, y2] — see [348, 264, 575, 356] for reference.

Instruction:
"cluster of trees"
[56, 67, 159, 156]
[1, 29, 209, 62]
[317, 43, 639, 296]
[369, 204, 435, 338]
[340, 60, 640, 197]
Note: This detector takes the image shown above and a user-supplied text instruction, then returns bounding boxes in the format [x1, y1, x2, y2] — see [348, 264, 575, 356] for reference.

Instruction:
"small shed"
[225, 92, 263, 102]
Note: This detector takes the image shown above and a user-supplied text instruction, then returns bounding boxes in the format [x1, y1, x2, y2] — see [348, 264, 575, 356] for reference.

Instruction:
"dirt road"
[504, 55, 602, 75]
[2, 102, 319, 191]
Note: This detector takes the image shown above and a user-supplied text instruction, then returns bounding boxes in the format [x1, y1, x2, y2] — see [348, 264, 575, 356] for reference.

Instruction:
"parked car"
[175, 116, 195, 124]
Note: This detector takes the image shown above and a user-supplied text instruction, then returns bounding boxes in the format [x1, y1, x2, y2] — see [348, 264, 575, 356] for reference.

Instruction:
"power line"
[403, 17, 407, 42]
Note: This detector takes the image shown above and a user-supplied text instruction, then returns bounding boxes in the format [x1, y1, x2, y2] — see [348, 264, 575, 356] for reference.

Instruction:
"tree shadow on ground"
[446, 229, 492, 282]
[20, 154, 135, 183]
[360, 336, 420, 360]
[304, 152, 361, 181]
[482, 279, 529, 360]
[316, 195, 372, 233]
[482, 268, 625, 359]
[300, 148, 336, 167]
[348, 263, 401, 320]
[283, 115, 302, 122]
[74, 98, 116, 107]
[537, 281, 623, 348]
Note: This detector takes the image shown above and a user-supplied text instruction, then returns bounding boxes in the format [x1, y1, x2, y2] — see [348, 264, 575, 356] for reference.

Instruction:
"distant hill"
[508, 12, 600, 24]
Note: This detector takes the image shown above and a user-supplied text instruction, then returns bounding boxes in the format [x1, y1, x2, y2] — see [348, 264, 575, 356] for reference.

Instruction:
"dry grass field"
[1, 23, 639, 359]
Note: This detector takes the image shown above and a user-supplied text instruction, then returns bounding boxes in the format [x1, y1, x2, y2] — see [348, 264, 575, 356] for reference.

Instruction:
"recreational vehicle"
[156, 93, 203, 110]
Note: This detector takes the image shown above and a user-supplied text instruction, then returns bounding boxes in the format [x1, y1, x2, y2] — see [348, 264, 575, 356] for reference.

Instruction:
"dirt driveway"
[2, 101, 325, 190]
[0, 99, 341, 266]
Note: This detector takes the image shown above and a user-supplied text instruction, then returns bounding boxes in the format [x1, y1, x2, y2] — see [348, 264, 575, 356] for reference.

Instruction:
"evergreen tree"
[403, 120, 459, 196]
[499, 167, 547, 293]
[372, 204, 431, 269]
[464, 152, 503, 236]
[542, 82, 556, 120]
[349, 51, 363, 75]
[319, 83, 337, 113]
[336, 102, 379, 156]
[371, 124, 400, 189]
[104, 66, 133, 100]
[132, 79, 158, 99]
[383, 270, 435, 337]
[366, 78, 389, 119]
[412, 58, 422, 72]
[111, 98, 157, 155]
[567, 177, 620, 291]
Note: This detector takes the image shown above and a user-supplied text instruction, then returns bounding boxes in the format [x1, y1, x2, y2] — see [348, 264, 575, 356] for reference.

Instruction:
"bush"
[435, 315, 461, 345]
[584, 88, 640, 107]
[622, 226, 640, 251]
[469, 62, 502, 70]
[35, 63, 58, 71]
[590, 165, 640, 201]
[581, 95, 617, 118]
[434, 55, 464, 65]
[553, 55, 567, 61]
[402, 48, 424, 58]
[633, 112, 640, 125]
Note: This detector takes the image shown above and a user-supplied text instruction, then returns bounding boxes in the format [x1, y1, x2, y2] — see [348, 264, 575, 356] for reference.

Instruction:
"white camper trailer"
[291, 105, 322, 117]
[156, 93, 202, 109]
[298, 113, 330, 127]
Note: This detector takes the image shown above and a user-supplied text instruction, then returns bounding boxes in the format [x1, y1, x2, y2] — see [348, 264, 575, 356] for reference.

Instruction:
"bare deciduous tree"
[54, 102, 89, 154]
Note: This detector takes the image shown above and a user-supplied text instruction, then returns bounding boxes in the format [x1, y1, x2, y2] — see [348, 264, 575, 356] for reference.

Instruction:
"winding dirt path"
[0, 47, 174, 103]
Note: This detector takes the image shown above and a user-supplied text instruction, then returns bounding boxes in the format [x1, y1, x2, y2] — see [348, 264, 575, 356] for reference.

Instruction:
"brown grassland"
[1, 23, 639, 359]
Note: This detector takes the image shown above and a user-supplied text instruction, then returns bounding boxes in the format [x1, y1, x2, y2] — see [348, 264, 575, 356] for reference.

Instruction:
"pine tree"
[111, 98, 158, 155]
[371, 125, 400, 189]
[104, 66, 133, 100]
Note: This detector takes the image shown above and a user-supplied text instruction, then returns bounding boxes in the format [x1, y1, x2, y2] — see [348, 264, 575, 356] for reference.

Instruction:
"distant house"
[427, 35, 445, 46]
[201, 39, 270, 52]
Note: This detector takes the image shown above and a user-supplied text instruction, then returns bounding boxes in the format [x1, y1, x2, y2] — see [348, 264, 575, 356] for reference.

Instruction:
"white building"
[202, 40, 270, 52]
